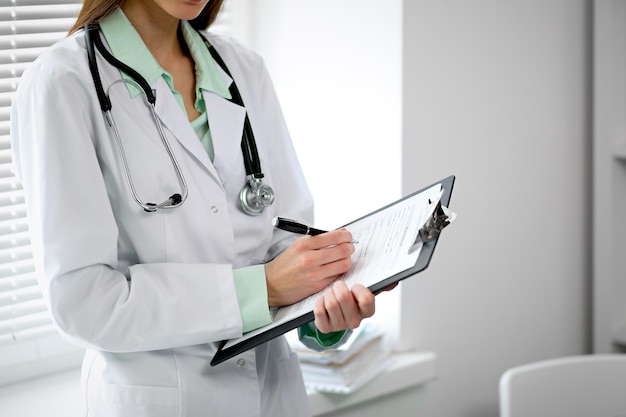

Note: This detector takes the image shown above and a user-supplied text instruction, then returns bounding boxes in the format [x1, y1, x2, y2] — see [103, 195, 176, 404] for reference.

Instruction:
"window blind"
[0, 0, 83, 385]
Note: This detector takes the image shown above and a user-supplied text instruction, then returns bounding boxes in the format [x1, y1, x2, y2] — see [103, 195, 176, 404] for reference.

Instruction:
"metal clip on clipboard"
[418, 200, 452, 243]
[409, 196, 456, 255]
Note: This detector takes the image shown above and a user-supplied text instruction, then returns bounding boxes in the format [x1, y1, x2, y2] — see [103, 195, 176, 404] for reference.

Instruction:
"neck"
[120, 2, 183, 65]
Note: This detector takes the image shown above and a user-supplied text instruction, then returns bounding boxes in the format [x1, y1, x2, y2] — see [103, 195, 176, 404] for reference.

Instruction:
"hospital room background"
[1, 0, 623, 416]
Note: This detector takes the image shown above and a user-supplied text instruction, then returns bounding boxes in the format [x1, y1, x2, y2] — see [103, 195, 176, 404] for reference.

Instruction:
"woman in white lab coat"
[10, 1, 380, 416]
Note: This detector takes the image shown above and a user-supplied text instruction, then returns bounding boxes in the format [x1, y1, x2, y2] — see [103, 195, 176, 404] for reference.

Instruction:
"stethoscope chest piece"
[240, 175, 275, 216]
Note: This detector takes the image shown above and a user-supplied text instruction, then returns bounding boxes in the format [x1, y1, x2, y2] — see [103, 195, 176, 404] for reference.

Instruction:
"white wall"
[238, 1, 592, 416]
[235, 0, 403, 229]
[246, 1, 592, 416]
[400, 1, 592, 416]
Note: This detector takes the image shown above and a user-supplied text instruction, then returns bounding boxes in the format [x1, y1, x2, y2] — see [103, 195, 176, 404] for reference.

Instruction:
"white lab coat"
[11, 28, 314, 417]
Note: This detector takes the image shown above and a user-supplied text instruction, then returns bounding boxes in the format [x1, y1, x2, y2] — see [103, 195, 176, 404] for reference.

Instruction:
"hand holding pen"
[264, 217, 374, 334]
[263, 217, 357, 306]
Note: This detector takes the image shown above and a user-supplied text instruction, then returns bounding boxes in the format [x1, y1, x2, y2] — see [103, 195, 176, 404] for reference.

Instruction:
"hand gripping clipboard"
[211, 175, 455, 366]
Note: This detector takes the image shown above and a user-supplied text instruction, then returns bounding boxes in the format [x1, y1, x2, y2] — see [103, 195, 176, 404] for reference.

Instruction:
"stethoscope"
[84, 23, 275, 215]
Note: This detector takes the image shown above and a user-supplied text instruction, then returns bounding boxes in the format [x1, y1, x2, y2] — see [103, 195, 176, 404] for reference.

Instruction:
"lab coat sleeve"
[11, 45, 243, 353]
[298, 324, 352, 352]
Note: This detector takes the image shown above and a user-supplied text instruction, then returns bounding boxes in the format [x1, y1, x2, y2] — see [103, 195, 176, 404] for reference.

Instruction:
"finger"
[313, 283, 351, 333]
[321, 283, 346, 331]
[313, 292, 332, 333]
[330, 281, 374, 329]
[351, 284, 375, 318]
[323, 281, 371, 331]
[374, 282, 399, 295]
[297, 243, 354, 282]
[307, 229, 354, 250]
[311, 256, 352, 282]
[319, 242, 355, 265]
[314, 283, 376, 333]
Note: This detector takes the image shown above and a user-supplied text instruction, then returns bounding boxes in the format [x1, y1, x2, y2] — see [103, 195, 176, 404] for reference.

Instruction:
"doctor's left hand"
[313, 281, 375, 334]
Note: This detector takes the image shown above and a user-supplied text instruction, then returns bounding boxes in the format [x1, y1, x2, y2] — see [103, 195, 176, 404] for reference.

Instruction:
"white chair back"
[499, 354, 626, 417]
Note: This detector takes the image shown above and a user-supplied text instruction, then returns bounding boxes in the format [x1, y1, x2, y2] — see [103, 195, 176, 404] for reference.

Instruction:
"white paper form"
[222, 184, 443, 350]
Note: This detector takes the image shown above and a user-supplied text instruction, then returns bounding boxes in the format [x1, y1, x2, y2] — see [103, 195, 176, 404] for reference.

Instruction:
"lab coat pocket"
[87, 379, 179, 417]
[261, 337, 309, 417]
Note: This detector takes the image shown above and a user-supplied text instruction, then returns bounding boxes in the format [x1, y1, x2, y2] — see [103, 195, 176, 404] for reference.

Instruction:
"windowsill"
[0, 352, 436, 417]
[307, 351, 437, 416]
[0, 366, 83, 417]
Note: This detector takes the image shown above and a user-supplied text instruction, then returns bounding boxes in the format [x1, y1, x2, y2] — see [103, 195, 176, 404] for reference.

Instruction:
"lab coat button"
[211, 206, 218, 213]
[237, 359, 246, 367]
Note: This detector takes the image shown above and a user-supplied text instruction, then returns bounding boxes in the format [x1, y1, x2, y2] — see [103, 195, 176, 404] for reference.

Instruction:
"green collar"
[99, 8, 231, 103]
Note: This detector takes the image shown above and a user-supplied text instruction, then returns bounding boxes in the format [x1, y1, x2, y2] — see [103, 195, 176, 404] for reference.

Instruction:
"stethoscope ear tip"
[170, 194, 182, 205]
[141, 194, 184, 212]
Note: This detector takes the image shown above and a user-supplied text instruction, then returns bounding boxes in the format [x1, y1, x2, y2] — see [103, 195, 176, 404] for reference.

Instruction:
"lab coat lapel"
[202, 90, 246, 185]
[152, 79, 217, 177]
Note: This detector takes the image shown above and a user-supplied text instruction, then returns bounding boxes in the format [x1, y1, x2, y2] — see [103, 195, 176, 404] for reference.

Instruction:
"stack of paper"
[287, 324, 393, 394]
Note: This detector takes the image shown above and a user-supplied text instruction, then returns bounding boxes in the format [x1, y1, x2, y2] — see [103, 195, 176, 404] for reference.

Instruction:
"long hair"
[68, 0, 225, 34]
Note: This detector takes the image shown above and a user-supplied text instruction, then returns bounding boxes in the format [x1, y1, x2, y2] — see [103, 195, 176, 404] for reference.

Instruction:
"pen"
[272, 217, 358, 243]
[272, 217, 327, 235]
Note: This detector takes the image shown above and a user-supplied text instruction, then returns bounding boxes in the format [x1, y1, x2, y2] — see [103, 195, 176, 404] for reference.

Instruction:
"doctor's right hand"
[264, 229, 355, 307]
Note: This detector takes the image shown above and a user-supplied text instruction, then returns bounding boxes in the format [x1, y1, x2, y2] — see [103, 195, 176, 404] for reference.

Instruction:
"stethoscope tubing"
[86, 25, 188, 212]
[105, 85, 189, 211]
[85, 22, 274, 215]
[198, 34, 264, 180]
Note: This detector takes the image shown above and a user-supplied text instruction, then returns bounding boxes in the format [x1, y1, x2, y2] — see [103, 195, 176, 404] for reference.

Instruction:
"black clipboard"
[211, 175, 455, 367]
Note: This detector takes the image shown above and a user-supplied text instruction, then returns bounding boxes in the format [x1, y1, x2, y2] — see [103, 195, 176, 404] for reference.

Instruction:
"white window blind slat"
[0, 18, 78, 35]
[0, 219, 29, 239]
[0, 147, 13, 161]
[0, 91, 13, 107]
[0, 77, 18, 95]
[0, 320, 56, 346]
[0, 258, 34, 279]
[0, 207, 26, 225]
[0, 47, 55, 64]
[0, 3, 80, 20]
[0, 272, 36, 292]
[0, 190, 18, 208]
[0, 283, 41, 308]
[0, 190, 25, 206]
[0, 152, 15, 171]
[0, 32, 67, 49]
[0, 79, 19, 95]
[1, 0, 84, 385]
[0, 228, 29, 246]
[3, 0, 79, 5]
[0, 292, 45, 317]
